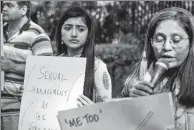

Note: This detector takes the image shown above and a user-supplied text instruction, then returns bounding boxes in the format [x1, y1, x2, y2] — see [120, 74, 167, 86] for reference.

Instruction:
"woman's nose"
[71, 27, 77, 37]
[162, 39, 173, 51]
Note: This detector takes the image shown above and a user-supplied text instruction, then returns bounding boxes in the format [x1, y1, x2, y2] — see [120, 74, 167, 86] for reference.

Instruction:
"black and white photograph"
[1, 1, 194, 130]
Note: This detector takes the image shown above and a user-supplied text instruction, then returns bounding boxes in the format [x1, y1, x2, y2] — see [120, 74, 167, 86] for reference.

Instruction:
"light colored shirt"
[3, 20, 53, 96]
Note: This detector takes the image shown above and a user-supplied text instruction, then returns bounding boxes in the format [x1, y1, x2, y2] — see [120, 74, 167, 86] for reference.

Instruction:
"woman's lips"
[161, 55, 174, 58]
[69, 39, 79, 43]
[159, 55, 175, 61]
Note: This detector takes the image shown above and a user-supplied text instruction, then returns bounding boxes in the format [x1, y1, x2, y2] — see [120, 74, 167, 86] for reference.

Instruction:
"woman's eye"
[64, 26, 71, 31]
[78, 27, 85, 32]
[155, 36, 165, 43]
[172, 36, 182, 43]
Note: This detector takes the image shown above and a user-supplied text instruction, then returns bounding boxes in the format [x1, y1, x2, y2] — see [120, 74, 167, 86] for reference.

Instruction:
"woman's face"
[61, 17, 88, 50]
[151, 19, 190, 69]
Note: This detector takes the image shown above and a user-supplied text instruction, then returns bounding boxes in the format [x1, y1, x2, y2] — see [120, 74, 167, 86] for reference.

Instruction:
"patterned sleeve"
[94, 58, 112, 103]
[119, 80, 131, 97]
[31, 33, 53, 56]
[119, 61, 140, 98]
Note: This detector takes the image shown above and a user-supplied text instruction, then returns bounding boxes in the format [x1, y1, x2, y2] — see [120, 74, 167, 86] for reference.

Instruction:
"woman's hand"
[17, 86, 24, 101]
[77, 95, 94, 107]
[129, 80, 154, 97]
[1, 57, 15, 72]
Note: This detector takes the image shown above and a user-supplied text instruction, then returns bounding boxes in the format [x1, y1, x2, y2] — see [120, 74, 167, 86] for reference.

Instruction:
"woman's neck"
[164, 67, 180, 78]
[67, 47, 83, 57]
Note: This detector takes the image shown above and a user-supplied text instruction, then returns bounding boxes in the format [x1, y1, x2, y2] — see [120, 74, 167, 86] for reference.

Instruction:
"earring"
[61, 41, 64, 44]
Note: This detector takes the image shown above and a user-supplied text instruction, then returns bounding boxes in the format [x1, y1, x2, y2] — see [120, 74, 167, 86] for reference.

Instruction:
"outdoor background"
[27, 1, 194, 97]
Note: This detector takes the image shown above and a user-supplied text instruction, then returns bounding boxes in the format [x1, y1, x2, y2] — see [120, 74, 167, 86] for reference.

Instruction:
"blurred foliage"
[30, 1, 194, 45]
[95, 43, 142, 97]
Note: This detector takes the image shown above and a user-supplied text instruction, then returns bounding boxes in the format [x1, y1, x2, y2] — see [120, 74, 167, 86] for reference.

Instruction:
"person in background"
[120, 7, 194, 129]
[1, 1, 53, 130]
[55, 6, 112, 106]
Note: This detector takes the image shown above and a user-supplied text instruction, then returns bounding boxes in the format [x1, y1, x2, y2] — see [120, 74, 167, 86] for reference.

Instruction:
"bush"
[95, 43, 142, 97]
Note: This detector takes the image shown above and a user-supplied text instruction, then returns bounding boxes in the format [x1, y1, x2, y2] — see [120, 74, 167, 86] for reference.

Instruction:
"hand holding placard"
[58, 93, 174, 130]
[77, 95, 94, 107]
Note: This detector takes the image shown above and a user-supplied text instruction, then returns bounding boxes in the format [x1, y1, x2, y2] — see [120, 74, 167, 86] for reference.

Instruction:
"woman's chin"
[168, 62, 181, 69]
[158, 57, 175, 61]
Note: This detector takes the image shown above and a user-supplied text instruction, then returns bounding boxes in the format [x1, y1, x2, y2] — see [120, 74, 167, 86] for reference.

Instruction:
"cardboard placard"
[58, 93, 174, 130]
[18, 56, 86, 130]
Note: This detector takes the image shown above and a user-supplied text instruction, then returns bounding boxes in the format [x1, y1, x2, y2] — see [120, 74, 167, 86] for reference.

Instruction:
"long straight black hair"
[55, 6, 96, 100]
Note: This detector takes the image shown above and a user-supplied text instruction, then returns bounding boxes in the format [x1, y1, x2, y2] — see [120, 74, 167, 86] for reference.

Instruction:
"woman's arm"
[94, 59, 112, 102]
[76, 58, 112, 106]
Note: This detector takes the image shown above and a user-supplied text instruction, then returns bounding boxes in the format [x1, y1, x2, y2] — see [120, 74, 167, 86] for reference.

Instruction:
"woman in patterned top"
[55, 6, 112, 106]
[120, 7, 194, 129]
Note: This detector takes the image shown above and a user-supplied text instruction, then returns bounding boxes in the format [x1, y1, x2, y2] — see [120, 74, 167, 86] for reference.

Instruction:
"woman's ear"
[20, 5, 28, 16]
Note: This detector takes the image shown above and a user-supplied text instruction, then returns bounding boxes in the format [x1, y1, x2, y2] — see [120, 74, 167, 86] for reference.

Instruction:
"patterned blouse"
[154, 76, 194, 130]
[121, 62, 194, 130]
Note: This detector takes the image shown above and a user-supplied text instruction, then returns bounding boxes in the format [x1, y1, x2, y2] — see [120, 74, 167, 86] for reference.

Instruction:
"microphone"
[144, 59, 169, 88]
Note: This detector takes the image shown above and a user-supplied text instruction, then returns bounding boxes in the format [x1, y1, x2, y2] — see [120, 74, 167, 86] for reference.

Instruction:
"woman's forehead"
[154, 19, 188, 36]
[63, 17, 87, 26]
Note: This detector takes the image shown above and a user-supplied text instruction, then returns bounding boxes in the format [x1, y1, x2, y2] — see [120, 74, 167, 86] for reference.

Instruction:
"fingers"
[130, 80, 154, 97]
[18, 95, 23, 102]
[77, 95, 93, 107]
[77, 96, 88, 106]
[20, 86, 24, 93]
[133, 88, 150, 96]
[80, 95, 93, 104]
[135, 81, 153, 94]
[15, 86, 24, 100]
[1, 59, 4, 68]
[77, 101, 83, 107]
[16, 86, 23, 94]
[1, 57, 6, 63]
[20, 86, 24, 90]
[130, 87, 149, 97]
[1, 58, 7, 71]
[15, 92, 23, 102]
[137, 81, 154, 89]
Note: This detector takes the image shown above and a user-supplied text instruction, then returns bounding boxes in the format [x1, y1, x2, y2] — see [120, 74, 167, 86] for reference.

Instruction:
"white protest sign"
[18, 56, 86, 130]
[58, 93, 174, 130]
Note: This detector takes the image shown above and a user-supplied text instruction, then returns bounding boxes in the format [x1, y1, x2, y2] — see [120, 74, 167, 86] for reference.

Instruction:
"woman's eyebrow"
[76, 25, 87, 28]
[171, 33, 184, 37]
[63, 24, 86, 28]
[63, 24, 73, 26]
[154, 32, 164, 35]
[154, 32, 165, 37]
